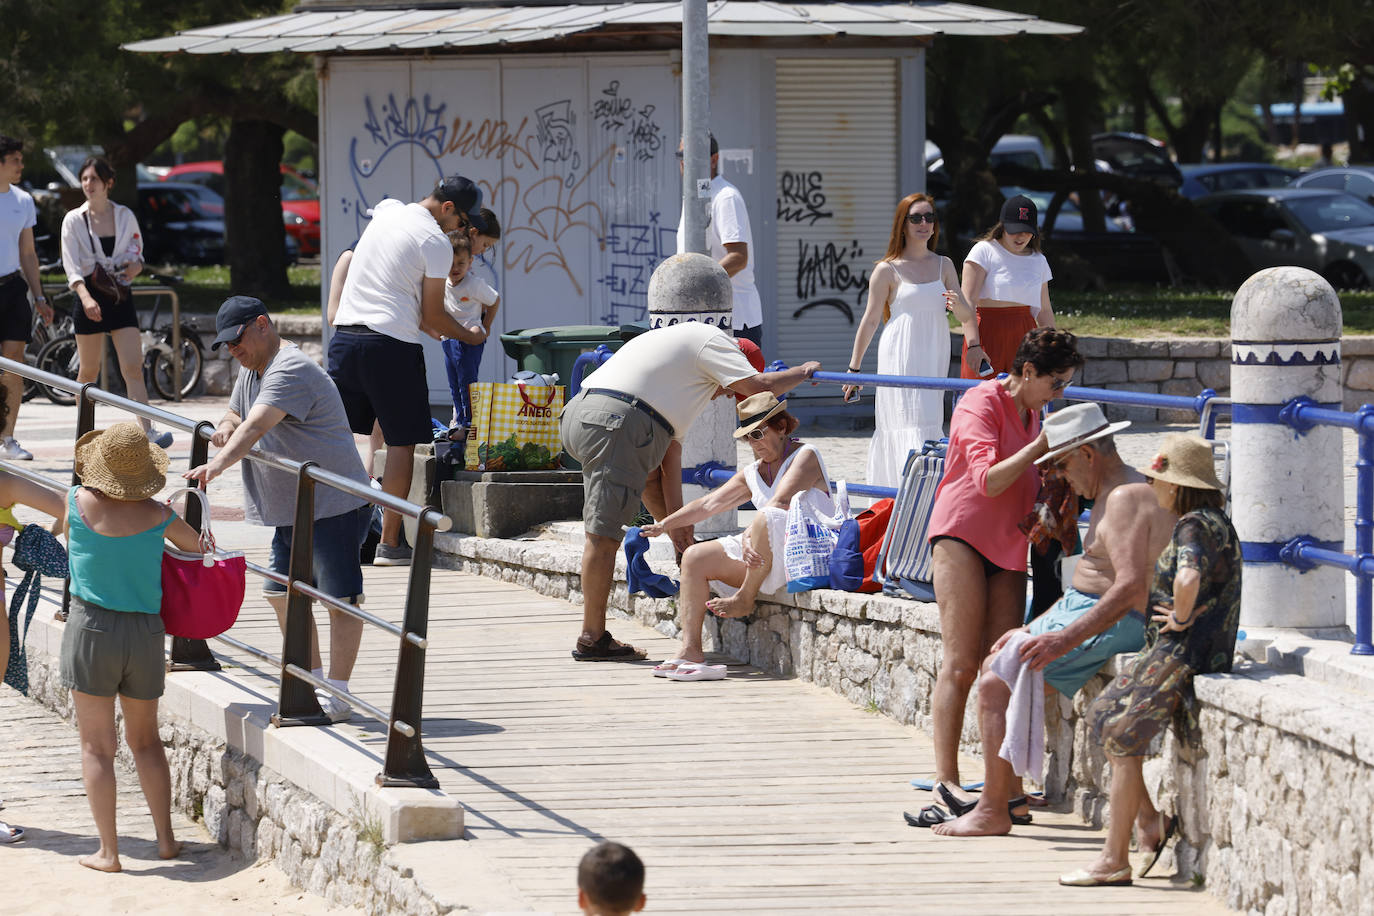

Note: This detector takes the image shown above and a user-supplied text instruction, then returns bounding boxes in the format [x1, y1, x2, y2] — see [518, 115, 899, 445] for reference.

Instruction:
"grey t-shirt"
[229, 343, 369, 527]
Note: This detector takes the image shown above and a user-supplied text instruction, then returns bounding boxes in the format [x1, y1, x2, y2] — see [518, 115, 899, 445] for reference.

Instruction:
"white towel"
[987, 630, 1045, 779]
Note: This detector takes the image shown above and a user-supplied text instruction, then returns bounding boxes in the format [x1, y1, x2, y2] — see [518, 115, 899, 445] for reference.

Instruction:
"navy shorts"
[264, 504, 372, 601]
[0, 274, 33, 343]
[328, 326, 434, 446]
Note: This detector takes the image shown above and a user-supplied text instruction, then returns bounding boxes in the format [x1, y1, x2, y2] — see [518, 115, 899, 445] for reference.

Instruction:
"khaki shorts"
[561, 390, 672, 540]
[60, 595, 166, 700]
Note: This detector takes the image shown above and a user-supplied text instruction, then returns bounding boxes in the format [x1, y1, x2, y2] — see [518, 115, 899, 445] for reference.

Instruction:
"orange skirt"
[960, 306, 1037, 379]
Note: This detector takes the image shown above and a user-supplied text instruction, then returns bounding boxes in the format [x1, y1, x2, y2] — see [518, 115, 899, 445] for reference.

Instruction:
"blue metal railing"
[1275, 397, 1374, 656]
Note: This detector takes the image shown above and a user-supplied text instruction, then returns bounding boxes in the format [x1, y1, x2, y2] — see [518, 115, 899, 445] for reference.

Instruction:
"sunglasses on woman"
[907, 212, 937, 224]
[744, 428, 768, 440]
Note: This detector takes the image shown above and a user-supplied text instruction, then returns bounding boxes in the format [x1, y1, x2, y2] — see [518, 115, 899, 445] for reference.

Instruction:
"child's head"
[578, 842, 645, 915]
[74, 422, 169, 500]
[471, 208, 501, 258]
[447, 229, 473, 283]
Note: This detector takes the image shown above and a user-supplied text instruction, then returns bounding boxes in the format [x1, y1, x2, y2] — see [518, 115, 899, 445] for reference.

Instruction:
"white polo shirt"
[334, 199, 453, 344]
[0, 185, 37, 276]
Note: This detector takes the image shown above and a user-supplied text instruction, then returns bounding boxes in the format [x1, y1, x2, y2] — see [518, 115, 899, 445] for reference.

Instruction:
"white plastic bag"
[783, 481, 850, 591]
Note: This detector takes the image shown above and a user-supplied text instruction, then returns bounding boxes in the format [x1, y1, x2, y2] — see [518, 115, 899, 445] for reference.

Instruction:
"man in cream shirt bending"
[560, 322, 819, 661]
[328, 176, 489, 566]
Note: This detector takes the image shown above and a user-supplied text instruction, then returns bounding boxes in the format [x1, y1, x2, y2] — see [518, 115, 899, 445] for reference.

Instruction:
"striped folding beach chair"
[873, 439, 947, 601]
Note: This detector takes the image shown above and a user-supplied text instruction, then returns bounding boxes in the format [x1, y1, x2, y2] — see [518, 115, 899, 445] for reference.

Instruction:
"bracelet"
[1169, 611, 1192, 628]
[967, 341, 981, 348]
[847, 366, 861, 373]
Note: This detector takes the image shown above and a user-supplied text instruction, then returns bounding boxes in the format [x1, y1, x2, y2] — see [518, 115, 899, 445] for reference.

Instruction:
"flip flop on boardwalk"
[665, 662, 727, 681]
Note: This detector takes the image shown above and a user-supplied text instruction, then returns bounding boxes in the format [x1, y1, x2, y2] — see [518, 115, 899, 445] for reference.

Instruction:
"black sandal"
[903, 805, 955, 828]
[937, 783, 1033, 824]
[571, 630, 648, 662]
[1137, 814, 1179, 877]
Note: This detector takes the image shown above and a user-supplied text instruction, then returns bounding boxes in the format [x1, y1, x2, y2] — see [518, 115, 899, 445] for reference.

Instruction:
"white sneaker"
[315, 689, 353, 724]
[0, 438, 33, 461]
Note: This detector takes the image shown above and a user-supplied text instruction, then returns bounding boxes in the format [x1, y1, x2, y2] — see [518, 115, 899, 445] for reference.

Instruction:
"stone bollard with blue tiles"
[1231, 266, 1346, 631]
[646, 252, 736, 535]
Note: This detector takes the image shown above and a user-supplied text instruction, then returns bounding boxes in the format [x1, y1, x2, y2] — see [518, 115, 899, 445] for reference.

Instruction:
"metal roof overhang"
[123, 2, 1081, 55]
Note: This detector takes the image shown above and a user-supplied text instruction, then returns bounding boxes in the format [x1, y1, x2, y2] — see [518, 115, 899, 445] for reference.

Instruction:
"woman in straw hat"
[60, 422, 203, 872]
[640, 392, 833, 681]
[1063, 433, 1241, 887]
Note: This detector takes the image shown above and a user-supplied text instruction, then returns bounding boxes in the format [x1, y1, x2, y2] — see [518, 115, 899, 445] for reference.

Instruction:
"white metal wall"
[774, 58, 899, 392]
[321, 55, 680, 403]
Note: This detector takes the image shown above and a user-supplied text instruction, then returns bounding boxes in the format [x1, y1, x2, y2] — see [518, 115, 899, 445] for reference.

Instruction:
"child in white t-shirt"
[442, 230, 500, 432]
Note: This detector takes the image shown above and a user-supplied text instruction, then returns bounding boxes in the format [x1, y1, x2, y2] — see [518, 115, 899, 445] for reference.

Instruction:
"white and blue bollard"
[1231, 267, 1347, 632]
[647, 253, 737, 536]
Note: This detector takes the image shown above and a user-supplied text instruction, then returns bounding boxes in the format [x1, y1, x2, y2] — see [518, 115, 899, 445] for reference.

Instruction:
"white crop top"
[965, 239, 1052, 317]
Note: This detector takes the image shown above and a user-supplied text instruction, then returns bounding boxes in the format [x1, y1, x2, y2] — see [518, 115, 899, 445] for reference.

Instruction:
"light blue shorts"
[1030, 586, 1146, 697]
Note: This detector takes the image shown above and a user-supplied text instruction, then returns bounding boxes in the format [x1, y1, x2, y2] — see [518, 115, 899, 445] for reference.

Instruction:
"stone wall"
[434, 530, 1374, 914]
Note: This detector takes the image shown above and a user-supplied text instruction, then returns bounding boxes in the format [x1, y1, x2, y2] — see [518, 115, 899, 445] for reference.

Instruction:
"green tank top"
[67, 486, 173, 614]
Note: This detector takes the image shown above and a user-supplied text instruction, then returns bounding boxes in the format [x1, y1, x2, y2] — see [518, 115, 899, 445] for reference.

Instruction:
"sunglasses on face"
[907, 212, 937, 224]
[1049, 376, 1071, 392]
[744, 428, 768, 441]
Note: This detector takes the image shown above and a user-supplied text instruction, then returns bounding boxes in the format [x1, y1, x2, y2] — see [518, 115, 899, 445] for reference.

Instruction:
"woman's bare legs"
[705, 512, 773, 619]
[73, 691, 121, 872]
[109, 328, 156, 435]
[929, 539, 1026, 801]
[675, 540, 745, 663]
[120, 695, 180, 860]
[1079, 753, 1146, 879]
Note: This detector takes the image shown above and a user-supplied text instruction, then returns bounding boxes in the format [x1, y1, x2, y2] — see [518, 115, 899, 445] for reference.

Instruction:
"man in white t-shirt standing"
[0, 135, 53, 460]
[676, 135, 764, 348]
[329, 176, 489, 566]
[560, 322, 819, 660]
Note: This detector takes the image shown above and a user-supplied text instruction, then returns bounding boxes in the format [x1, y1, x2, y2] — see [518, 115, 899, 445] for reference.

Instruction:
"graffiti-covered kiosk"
[131, 2, 1077, 406]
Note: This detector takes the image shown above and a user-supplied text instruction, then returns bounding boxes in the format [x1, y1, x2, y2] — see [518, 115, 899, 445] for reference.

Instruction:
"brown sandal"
[571, 630, 647, 661]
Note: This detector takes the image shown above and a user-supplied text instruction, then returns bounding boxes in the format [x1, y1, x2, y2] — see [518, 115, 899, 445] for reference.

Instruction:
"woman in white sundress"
[640, 392, 833, 680]
[843, 192, 977, 489]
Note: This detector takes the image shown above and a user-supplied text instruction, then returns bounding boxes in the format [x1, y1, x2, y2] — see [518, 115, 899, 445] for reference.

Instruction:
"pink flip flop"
[651, 658, 695, 678]
[666, 662, 728, 681]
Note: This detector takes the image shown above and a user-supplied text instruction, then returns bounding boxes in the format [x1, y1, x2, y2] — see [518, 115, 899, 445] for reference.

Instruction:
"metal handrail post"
[379, 517, 439, 788]
[1355, 406, 1374, 656]
[273, 461, 328, 726]
[169, 421, 222, 672]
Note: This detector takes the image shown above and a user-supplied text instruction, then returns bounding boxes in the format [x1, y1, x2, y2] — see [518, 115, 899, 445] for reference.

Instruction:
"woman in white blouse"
[60, 157, 171, 446]
[959, 194, 1056, 380]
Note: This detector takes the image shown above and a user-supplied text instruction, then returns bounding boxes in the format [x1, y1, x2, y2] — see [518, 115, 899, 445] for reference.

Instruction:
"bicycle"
[32, 270, 204, 406]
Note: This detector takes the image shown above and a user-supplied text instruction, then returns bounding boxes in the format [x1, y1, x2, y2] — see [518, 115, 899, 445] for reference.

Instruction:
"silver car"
[1196, 188, 1374, 289]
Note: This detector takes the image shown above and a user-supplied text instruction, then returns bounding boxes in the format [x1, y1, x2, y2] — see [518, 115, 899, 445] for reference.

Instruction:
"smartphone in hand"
[978, 358, 995, 378]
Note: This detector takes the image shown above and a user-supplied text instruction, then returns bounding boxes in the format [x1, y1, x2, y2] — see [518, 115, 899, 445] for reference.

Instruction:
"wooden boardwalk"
[205, 552, 1229, 916]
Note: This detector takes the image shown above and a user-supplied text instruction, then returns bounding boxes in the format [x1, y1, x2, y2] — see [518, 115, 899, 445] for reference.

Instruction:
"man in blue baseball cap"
[189, 296, 373, 723]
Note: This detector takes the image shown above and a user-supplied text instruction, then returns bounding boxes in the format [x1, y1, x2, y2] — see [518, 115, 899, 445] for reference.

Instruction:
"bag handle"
[516, 382, 558, 409]
[164, 486, 217, 563]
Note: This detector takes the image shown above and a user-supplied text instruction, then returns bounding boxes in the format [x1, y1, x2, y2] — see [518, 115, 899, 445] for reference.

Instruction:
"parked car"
[1196, 187, 1374, 289]
[1179, 163, 1297, 199]
[926, 133, 1052, 175]
[161, 160, 320, 257]
[1291, 166, 1374, 206]
[1000, 186, 1130, 234]
[135, 182, 228, 266]
[1091, 132, 1183, 187]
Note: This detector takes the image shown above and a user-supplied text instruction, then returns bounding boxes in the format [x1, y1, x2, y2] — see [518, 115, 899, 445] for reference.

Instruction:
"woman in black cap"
[958, 194, 1056, 381]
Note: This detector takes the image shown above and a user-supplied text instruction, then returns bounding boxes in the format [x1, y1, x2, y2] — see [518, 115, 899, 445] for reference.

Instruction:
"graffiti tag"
[777, 171, 833, 226]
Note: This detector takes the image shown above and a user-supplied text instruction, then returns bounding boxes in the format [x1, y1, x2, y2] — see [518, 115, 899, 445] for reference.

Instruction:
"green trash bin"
[499, 325, 627, 387]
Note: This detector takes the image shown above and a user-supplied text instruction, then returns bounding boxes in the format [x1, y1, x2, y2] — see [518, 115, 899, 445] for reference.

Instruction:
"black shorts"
[327, 326, 434, 446]
[0, 274, 33, 343]
[931, 535, 1010, 578]
[72, 277, 139, 335]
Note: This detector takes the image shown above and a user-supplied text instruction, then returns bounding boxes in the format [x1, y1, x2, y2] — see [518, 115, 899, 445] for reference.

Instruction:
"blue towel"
[623, 526, 679, 598]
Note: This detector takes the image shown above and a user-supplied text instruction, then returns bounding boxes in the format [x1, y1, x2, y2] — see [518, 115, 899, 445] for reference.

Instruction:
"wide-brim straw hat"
[1140, 433, 1223, 492]
[1036, 402, 1131, 465]
[74, 422, 169, 501]
[734, 392, 788, 439]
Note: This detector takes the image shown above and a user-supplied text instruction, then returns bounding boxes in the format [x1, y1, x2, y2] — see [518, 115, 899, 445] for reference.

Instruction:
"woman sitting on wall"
[641, 392, 833, 681]
[1062, 433, 1241, 887]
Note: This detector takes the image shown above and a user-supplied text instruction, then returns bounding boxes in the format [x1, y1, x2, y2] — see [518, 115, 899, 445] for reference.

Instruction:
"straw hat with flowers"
[74, 422, 169, 500]
[1140, 433, 1223, 492]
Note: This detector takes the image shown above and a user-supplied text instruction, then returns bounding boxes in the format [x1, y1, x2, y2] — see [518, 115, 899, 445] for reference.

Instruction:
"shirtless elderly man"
[926, 403, 1177, 840]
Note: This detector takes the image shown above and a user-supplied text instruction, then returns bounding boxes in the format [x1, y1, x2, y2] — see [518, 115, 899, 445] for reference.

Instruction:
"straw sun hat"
[1140, 433, 1223, 492]
[733, 392, 788, 439]
[74, 422, 169, 501]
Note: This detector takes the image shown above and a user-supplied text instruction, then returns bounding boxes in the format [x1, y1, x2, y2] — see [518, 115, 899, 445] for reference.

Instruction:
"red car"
[161, 160, 320, 257]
